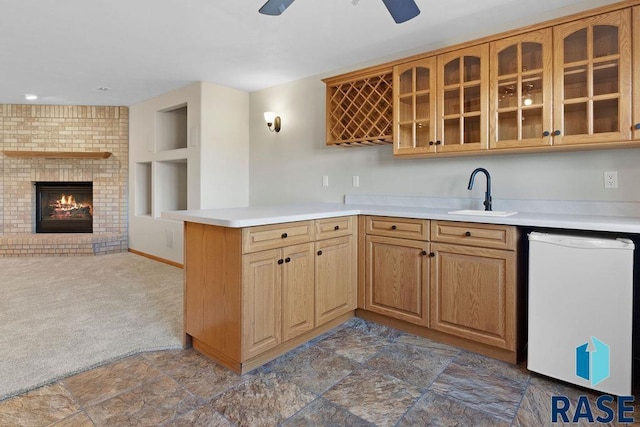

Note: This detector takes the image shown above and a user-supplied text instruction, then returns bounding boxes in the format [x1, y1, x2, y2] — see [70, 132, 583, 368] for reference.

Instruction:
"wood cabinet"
[393, 57, 437, 156]
[430, 221, 517, 351]
[325, 2, 640, 157]
[490, 29, 553, 149]
[364, 216, 430, 325]
[634, 6, 640, 140]
[323, 69, 393, 147]
[393, 45, 489, 156]
[552, 9, 632, 146]
[185, 217, 356, 373]
[315, 235, 357, 325]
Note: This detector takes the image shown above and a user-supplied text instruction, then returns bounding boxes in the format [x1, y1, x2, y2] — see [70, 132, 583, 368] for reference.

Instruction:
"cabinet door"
[437, 45, 489, 153]
[365, 235, 430, 326]
[315, 236, 356, 326]
[633, 6, 640, 139]
[242, 249, 282, 360]
[393, 57, 438, 156]
[282, 243, 315, 341]
[553, 9, 632, 145]
[490, 29, 553, 149]
[430, 243, 516, 351]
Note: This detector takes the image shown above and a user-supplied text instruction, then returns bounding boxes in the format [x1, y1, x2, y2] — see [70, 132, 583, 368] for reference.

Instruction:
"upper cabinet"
[393, 57, 437, 156]
[324, 69, 394, 147]
[490, 29, 553, 149]
[552, 9, 632, 145]
[634, 6, 640, 140]
[393, 46, 489, 156]
[325, 3, 640, 157]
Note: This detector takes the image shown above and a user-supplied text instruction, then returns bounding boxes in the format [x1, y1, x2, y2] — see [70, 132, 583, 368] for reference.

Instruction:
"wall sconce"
[264, 112, 281, 132]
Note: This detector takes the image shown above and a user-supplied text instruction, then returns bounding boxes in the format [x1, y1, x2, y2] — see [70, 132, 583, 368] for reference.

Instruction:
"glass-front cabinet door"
[393, 57, 437, 156]
[490, 29, 553, 149]
[436, 45, 489, 153]
[553, 9, 632, 145]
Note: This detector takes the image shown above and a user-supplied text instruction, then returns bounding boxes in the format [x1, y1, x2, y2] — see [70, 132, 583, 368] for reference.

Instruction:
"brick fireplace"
[0, 105, 128, 256]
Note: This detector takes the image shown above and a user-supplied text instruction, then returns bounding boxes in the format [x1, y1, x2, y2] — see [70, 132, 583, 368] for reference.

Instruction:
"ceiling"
[0, 0, 621, 106]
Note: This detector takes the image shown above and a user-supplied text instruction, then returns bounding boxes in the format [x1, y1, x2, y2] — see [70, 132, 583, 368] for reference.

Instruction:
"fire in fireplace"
[35, 182, 93, 233]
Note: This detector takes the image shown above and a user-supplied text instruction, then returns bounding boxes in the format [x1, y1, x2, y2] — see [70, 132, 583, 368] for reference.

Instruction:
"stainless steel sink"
[448, 209, 518, 217]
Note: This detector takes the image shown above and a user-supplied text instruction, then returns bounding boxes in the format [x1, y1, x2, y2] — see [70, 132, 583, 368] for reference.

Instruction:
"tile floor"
[0, 318, 637, 426]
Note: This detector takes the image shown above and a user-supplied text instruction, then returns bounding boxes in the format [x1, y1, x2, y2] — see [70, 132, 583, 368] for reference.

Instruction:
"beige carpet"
[0, 252, 183, 400]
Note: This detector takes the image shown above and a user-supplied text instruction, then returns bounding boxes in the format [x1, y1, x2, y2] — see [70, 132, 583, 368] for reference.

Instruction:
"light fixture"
[522, 83, 534, 106]
[264, 111, 281, 132]
[24, 93, 38, 101]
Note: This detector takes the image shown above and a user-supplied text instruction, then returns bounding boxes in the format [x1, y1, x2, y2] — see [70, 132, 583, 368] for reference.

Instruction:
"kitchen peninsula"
[163, 196, 640, 373]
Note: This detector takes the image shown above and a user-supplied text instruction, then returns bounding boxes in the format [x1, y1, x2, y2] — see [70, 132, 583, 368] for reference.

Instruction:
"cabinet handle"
[334, 225, 340, 230]
[281, 232, 288, 239]
[277, 259, 284, 265]
[391, 225, 397, 230]
[542, 131, 550, 137]
[429, 141, 434, 146]
[465, 231, 471, 237]
[553, 130, 561, 136]
[435, 140, 442, 145]
[429, 252, 435, 257]
[421, 250, 427, 256]
[635, 123, 640, 130]
[284, 257, 291, 263]
[317, 250, 323, 256]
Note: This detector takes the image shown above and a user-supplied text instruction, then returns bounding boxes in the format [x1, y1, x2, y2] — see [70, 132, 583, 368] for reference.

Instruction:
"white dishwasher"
[527, 232, 634, 396]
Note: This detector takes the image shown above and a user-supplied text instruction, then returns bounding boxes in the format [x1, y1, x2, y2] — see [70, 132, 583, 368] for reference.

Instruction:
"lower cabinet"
[430, 243, 516, 351]
[185, 216, 356, 373]
[365, 235, 430, 326]
[362, 216, 519, 362]
[242, 243, 315, 360]
[315, 236, 357, 326]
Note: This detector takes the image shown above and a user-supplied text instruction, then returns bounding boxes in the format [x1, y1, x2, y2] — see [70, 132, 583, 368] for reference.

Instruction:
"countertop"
[161, 201, 640, 234]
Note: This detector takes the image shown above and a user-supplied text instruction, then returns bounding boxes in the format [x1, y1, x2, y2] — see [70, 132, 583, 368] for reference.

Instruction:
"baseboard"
[127, 248, 184, 269]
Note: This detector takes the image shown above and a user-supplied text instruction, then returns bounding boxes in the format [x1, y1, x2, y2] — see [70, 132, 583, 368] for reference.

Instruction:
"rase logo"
[575, 336, 610, 387]
[551, 336, 634, 424]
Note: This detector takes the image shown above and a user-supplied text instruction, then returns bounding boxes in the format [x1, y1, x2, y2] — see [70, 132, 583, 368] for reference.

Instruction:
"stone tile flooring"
[0, 318, 637, 426]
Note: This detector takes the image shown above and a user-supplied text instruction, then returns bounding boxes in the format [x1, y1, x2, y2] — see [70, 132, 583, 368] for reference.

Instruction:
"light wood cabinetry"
[393, 57, 438, 156]
[360, 216, 519, 362]
[430, 221, 517, 351]
[185, 216, 356, 373]
[490, 29, 553, 149]
[323, 69, 393, 147]
[325, 2, 640, 157]
[634, 6, 640, 140]
[552, 9, 632, 145]
[315, 235, 357, 325]
[392, 45, 489, 156]
[365, 235, 430, 325]
[437, 45, 489, 153]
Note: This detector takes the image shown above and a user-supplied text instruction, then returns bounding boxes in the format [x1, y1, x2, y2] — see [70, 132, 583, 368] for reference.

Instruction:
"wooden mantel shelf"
[2, 150, 112, 159]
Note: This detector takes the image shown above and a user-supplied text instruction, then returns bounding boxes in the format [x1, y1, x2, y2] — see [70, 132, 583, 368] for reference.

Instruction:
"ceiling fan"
[259, 0, 420, 24]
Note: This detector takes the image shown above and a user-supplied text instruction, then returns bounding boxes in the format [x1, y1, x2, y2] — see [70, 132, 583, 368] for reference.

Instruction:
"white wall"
[129, 82, 249, 264]
[249, 75, 640, 207]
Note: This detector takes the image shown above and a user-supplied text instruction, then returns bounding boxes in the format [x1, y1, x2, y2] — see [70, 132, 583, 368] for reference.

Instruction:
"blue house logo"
[576, 336, 610, 387]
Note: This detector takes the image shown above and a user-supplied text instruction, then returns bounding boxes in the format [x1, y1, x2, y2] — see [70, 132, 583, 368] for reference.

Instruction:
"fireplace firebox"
[35, 182, 93, 233]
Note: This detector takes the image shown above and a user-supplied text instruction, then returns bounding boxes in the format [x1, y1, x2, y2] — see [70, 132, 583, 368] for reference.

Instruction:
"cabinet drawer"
[365, 216, 429, 240]
[315, 216, 355, 240]
[431, 221, 516, 250]
[242, 221, 315, 254]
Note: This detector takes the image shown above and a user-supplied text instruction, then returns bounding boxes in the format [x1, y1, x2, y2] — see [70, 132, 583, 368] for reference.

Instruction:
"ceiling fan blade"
[259, 0, 295, 16]
[381, 0, 420, 23]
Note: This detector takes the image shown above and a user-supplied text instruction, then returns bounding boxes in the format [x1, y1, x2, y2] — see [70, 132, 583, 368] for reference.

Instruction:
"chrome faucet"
[468, 168, 492, 211]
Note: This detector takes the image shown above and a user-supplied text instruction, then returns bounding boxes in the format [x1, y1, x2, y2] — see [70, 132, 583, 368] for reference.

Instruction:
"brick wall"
[0, 104, 128, 256]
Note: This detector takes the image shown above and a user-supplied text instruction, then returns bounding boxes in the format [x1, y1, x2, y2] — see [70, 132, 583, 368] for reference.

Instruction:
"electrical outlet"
[604, 171, 618, 189]
[352, 175, 360, 187]
[322, 176, 329, 187]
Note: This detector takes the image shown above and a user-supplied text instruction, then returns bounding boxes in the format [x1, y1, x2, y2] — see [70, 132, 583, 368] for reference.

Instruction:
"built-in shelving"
[156, 105, 188, 152]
